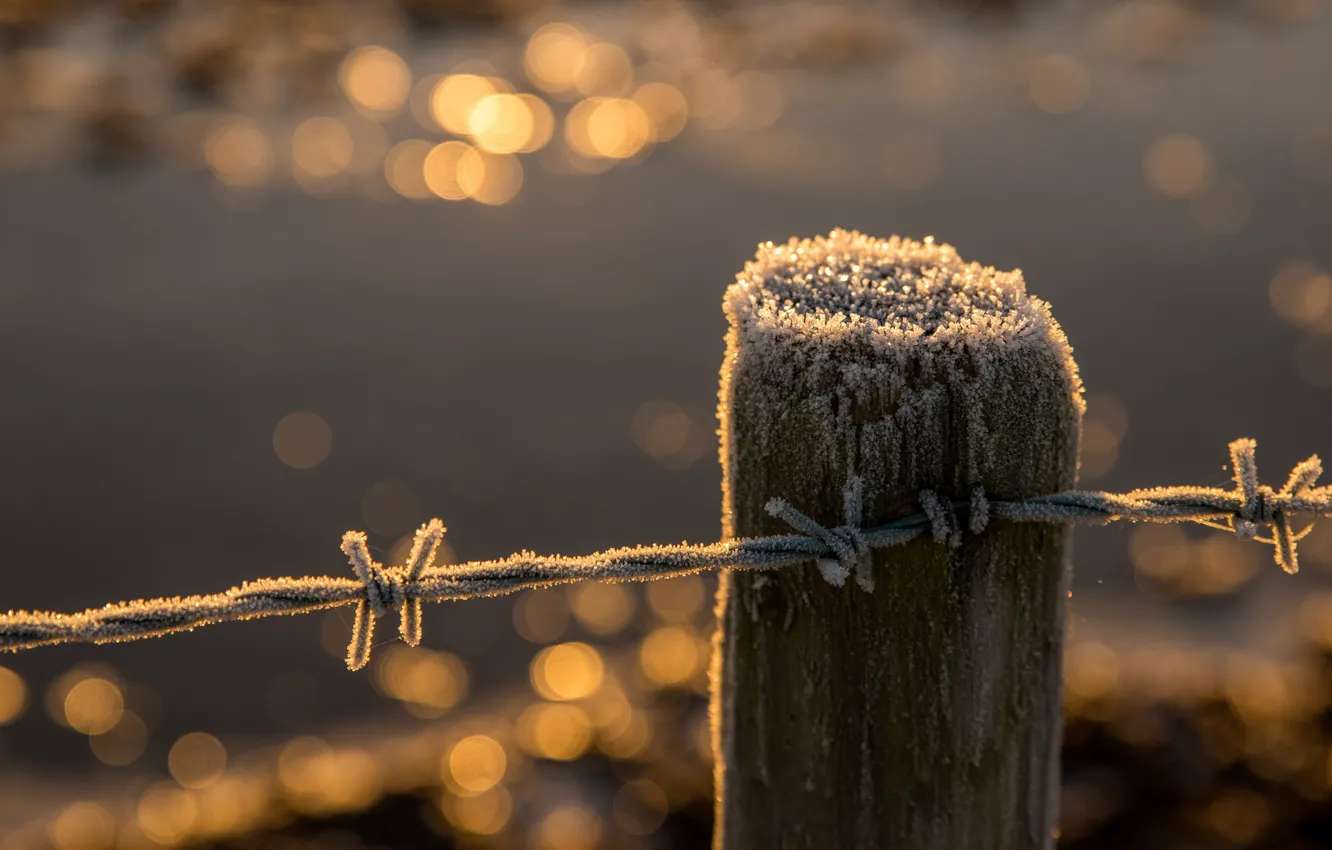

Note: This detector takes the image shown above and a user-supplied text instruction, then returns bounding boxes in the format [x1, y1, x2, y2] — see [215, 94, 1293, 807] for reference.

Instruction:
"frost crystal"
[724, 229, 1081, 403]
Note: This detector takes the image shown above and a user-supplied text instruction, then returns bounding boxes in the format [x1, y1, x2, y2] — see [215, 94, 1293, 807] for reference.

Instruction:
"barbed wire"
[1, 439, 1327, 670]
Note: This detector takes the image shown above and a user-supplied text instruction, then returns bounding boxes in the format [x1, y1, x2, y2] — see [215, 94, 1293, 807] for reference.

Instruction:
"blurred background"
[0, 0, 1330, 847]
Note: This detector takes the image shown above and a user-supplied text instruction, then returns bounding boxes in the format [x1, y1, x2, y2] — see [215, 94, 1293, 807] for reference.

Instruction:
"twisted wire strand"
[1, 439, 1328, 670]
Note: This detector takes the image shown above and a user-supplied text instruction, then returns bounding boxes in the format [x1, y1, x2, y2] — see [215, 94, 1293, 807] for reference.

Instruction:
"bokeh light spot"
[457, 148, 523, 205]
[1028, 54, 1090, 115]
[273, 411, 332, 470]
[291, 117, 354, 179]
[423, 140, 471, 201]
[632, 82, 689, 142]
[385, 139, 434, 200]
[441, 785, 512, 835]
[1270, 262, 1332, 328]
[19, 49, 97, 113]
[515, 590, 570, 643]
[1130, 525, 1260, 597]
[89, 711, 149, 766]
[517, 703, 593, 760]
[169, 732, 227, 789]
[204, 119, 272, 188]
[687, 68, 740, 130]
[567, 97, 651, 160]
[639, 626, 701, 687]
[430, 74, 497, 136]
[1144, 133, 1213, 197]
[597, 708, 652, 759]
[631, 400, 703, 470]
[534, 804, 603, 850]
[1207, 788, 1270, 844]
[340, 46, 411, 117]
[517, 94, 555, 153]
[137, 784, 198, 846]
[468, 94, 535, 154]
[531, 642, 605, 701]
[732, 71, 785, 130]
[646, 576, 707, 623]
[373, 647, 469, 717]
[575, 42, 634, 97]
[525, 24, 590, 96]
[612, 778, 669, 836]
[1064, 642, 1120, 701]
[49, 802, 115, 850]
[277, 739, 383, 814]
[445, 735, 507, 796]
[1079, 393, 1129, 480]
[64, 678, 124, 735]
[570, 583, 636, 636]
[0, 665, 28, 725]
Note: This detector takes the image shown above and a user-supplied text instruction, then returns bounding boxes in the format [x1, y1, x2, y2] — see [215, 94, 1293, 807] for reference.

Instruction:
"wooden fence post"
[711, 230, 1083, 849]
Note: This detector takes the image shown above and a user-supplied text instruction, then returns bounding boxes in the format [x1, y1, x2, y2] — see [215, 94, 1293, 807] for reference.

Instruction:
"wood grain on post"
[711, 230, 1083, 849]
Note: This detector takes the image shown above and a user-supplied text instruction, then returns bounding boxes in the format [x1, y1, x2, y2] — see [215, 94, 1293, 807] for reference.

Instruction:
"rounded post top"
[727, 229, 1068, 350]
[723, 228, 1083, 406]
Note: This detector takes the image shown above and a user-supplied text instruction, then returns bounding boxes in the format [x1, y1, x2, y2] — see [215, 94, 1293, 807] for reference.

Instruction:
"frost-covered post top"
[723, 228, 1082, 406]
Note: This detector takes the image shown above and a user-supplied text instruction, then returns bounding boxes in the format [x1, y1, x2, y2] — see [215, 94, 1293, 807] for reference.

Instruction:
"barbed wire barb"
[1, 439, 1328, 670]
